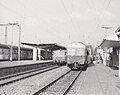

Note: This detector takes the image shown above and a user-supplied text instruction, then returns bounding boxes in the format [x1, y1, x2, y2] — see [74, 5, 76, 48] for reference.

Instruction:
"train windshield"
[76, 49, 85, 56]
[67, 48, 85, 56]
[67, 49, 75, 55]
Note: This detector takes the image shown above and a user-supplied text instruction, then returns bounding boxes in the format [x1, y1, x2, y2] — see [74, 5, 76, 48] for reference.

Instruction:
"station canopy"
[100, 34, 120, 48]
[22, 42, 66, 50]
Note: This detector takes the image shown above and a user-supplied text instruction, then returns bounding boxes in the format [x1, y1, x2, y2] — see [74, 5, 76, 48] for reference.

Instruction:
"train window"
[3, 49, 10, 54]
[76, 49, 85, 56]
[12, 49, 17, 54]
[67, 49, 75, 55]
[117, 50, 119, 55]
[0, 49, 3, 54]
[1, 49, 5, 54]
[14, 50, 17, 54]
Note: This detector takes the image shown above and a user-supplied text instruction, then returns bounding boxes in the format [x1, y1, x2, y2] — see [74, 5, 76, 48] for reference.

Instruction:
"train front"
[67, 42, 87, 70]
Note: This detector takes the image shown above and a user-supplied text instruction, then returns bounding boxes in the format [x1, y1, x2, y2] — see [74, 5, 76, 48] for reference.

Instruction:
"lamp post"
[5, 26, 7, 44]
[7, 23, 21, 61]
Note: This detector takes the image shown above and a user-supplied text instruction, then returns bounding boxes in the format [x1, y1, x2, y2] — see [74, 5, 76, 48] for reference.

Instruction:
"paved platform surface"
[75, 64, 120, 95]
[0, 60, 53, 68]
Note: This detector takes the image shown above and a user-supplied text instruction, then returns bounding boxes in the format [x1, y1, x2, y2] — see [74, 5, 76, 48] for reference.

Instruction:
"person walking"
[99, 54, 103, 64]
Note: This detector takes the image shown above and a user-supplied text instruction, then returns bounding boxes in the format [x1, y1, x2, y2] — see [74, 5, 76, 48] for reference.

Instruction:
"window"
[76, 49, 85, 56]
[67, 49, 75, 55]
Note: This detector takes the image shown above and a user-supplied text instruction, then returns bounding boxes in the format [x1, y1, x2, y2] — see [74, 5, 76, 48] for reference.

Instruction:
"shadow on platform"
[116, 82, 120, 89]
[109, 66, 118, 70]
[88, 63, 95, 67]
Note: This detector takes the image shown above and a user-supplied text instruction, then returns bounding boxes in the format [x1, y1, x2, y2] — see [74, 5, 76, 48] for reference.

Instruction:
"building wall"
[113, 47, 119, 67]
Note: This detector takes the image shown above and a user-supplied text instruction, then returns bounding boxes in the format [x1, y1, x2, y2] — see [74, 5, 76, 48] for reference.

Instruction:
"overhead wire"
[100, 0, 112, 26]
[85, 0, 112, 46]
[0, 0, 26, 19]
[86, 0, 102, 28]
[60, 0, 78, 41]
[88, 0, 112, 28]
[67, 0, 87, 43]
[0, 0, 27, 45]
[86, 0, 112, 32]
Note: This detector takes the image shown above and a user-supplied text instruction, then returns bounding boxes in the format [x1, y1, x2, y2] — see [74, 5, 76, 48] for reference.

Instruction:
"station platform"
[0, 60, 53, 68]
[75, 64, 120, 95]
[0, 60, 53, 78]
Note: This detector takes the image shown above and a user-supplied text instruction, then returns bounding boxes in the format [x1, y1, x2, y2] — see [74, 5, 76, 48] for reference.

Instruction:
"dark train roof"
[22, 42, 66, 50]
[0, 43, 32, 50]
[0, 44, 10, 48]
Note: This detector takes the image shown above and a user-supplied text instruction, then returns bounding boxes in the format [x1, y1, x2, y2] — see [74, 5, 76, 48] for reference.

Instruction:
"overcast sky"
[0, 0, 120, 47]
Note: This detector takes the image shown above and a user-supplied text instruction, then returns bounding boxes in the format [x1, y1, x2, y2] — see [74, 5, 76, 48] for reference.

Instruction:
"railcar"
[53, 49, 67, 65]
[40, 49, 52, 60]
[67, 42, 88, 70]
[0, 44, 33, 61]
[20, 47, 33, 60]
[0, 44, 10, 61]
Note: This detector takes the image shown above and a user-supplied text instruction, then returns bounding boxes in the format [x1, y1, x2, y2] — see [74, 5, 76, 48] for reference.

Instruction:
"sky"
[0, 0, 120, 48]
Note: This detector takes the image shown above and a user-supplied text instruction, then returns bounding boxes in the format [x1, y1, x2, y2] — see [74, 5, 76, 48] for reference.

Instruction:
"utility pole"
[5, 26, 7, 44]
[8, 23, 21, 61]
[18, 24, 21, 61]
[0, 23, 21, 61]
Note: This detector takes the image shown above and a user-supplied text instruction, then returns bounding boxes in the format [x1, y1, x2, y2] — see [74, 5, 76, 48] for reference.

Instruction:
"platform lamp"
[7, 23, 21, 61]
[101, 26, 112, 37]
[116, 31, 120, 77]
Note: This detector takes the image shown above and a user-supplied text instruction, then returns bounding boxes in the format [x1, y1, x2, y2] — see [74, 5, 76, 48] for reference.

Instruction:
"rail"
[33, 70, 81, 95]
[0, 65, 59, 86]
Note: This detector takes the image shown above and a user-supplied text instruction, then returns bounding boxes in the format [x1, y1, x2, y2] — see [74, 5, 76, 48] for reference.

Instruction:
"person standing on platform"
[109, 53, 113, 67]
[10, 57, 12, 62]
[99, 54, 103, 64]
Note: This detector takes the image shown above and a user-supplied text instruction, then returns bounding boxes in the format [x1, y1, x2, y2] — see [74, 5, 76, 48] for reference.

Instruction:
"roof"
[0, 43, 33, 50]
[0, 43, 10, 49]
[67, 42, 86, 48]
[115, 26, 120, 33]
[104, 34, 119, 41]
[22, 42, 66, 50]
[86, 45, 92, 49]
[100, 34, 120, 48]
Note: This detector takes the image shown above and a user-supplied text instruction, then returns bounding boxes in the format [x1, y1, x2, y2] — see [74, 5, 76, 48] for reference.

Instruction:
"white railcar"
[67, 42, 88, 70]
[53, 49, 67, 65]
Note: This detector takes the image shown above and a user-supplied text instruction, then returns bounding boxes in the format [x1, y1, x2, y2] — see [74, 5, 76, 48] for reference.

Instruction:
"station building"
[100, 27, 120, 68]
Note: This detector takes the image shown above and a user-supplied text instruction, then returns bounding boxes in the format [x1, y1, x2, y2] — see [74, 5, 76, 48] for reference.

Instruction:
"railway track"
[0, 65, 59, 86]
[33, 70, 82, 95]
